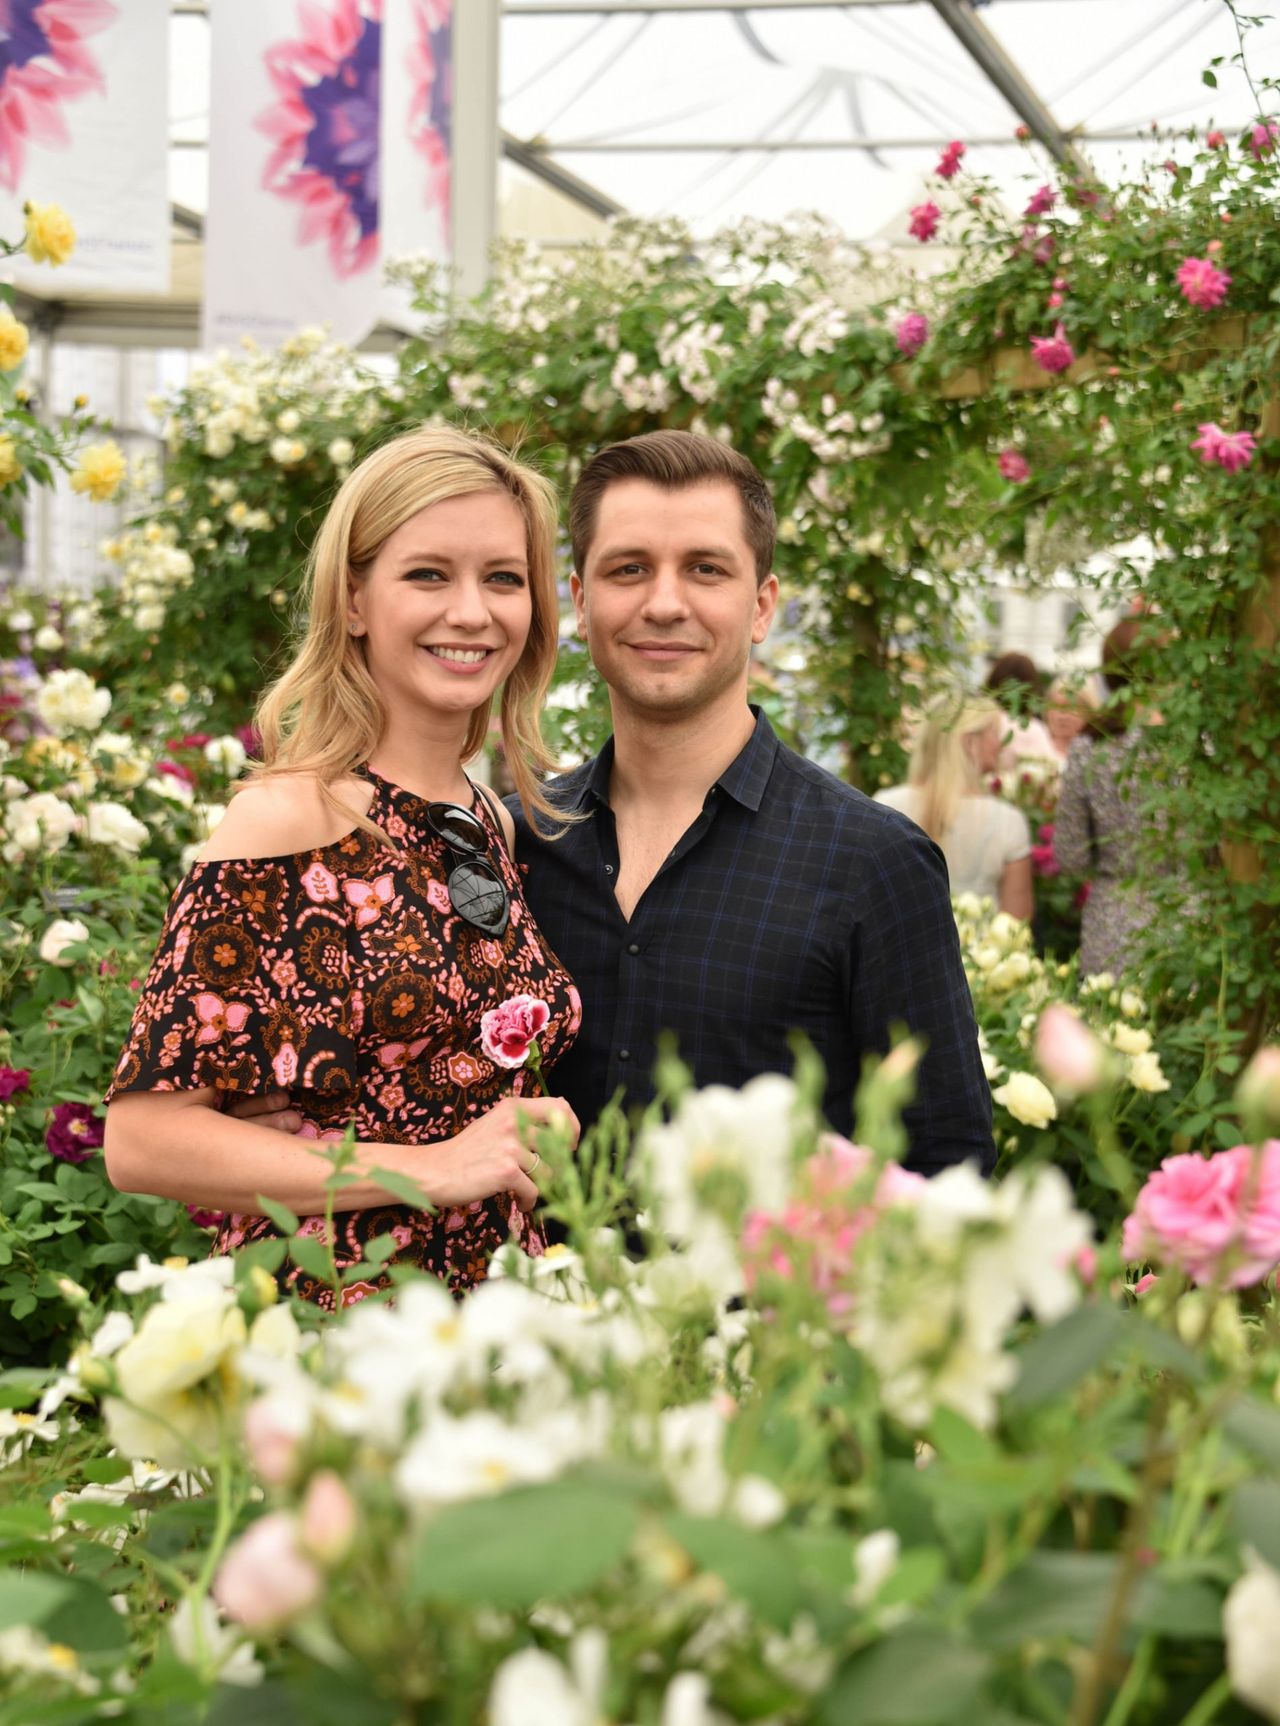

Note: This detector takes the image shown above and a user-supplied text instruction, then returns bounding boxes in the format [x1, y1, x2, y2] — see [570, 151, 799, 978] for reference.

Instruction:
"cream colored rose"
[0, 307, 30, 373]
[1107, 1022, 1152, 1056]
[1225, 1552, 1280, 1722]
[105, 1292, 246, 1468]
[1128, 1051, 1171, 1093]
[24, 200, 76, 266]
[992, 1071, 1058, 1129]
[40, 917, 90, 965]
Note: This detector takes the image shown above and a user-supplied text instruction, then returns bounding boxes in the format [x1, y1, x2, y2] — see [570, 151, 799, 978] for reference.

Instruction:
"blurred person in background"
[1053, 618, 1176, 978]
[985, 651, 1055, 771]
[1044, 675, 1096, 762]
[875, 694, 1033, 919]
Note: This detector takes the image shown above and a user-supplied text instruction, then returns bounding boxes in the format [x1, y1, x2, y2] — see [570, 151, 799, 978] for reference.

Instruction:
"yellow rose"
[23, 200, 76, 267]
[0, 307, 29, 372]
[0, 435, 21, 487]
[992, 1070, 1058, 1130]
[70, 440, 127, 504]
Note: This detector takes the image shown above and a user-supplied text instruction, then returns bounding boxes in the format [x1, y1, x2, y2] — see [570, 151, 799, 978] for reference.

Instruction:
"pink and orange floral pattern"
[107, 766, 581, 1305]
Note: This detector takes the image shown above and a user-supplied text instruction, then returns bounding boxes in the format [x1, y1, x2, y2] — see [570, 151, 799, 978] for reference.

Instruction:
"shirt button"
[618, 1048, 631, 1062]
[626, 941, 640, 955]
[604, 863, 614, 874]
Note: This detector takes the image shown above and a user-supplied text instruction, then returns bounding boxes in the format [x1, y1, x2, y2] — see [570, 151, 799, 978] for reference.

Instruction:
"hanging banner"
[380, 0, 453, 326]
[0, 0, 170, 293]
[204, 0, 383, 352]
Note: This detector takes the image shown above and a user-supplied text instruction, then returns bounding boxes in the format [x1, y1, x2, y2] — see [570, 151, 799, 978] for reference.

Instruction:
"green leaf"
[367, 1165, 432, 1210]
[1223, 1396, 1280, 1466]
[288, 1234, 335, 1283]
[256, 1197, 300, 1235]
[81, 1455, 134, 1486]
[821, 1627, 991, 1723]
[970, 1551, 1119, 1649]
[0, 1366, 49, 1409]
[1006, 1302, 1127, 1409]
[665, 1515, 807, 1628]
[1202, 68, 1217, 86]
[0, 1569, 73, 1631]
[409, 1471, 640, 1609]
[1131, 1573, 1223, 1639]
[42, 1577, 129, 1657]
[1233, 1480, 1280, 1571]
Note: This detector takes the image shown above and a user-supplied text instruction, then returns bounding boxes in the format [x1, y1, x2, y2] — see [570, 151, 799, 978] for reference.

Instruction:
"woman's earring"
[348, 622, 364, 637]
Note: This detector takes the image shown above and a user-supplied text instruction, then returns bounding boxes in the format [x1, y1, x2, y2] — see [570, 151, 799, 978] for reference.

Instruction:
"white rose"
[1225, 1551, 1280, 1722]
[988, 951, 1033, 993]
[729, 1473, 787, 1529]
[7, 791, 81, 854]
[204, 736, 247, 777]
[86, 800, 150, 855]
[7, 607, 34, 631]
[133, 604, 165, 632]
[165, 682, 191, 708]
[1107, 1022, 1152, 1056]
[40, 917, 90, 965]
[33, 667, 111, 735]
[327, 436, 354, 466]
[1128, 1051, 1171, 1094]
[105, 1290, 246, 1467]
[992, 1071, 1058, 1130]
[33, 624, 63, 651]
[275, 408, 300, 433]
[1118, 989, 1146, 1019]
[851, 1529, 900, 1606]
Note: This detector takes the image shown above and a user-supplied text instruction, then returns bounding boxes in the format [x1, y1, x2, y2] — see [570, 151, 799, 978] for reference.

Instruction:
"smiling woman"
[102, 427, 584, 1306]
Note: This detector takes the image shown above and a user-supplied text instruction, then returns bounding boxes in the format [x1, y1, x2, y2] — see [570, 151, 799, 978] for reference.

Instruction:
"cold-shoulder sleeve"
[104, 856, 360, 1106]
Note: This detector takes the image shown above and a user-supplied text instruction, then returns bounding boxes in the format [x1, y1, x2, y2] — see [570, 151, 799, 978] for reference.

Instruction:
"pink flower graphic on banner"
[256, 0, 382, 279]
[0, 0, 119, 193]
[406, 0, 451, 230]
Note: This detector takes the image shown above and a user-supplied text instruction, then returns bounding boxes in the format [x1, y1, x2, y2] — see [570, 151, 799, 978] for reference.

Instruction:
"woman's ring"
[528, 1151, 541, 1173]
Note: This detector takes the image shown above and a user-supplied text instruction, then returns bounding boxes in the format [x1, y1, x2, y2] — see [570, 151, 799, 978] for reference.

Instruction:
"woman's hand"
[421, 1097, 579, 1213]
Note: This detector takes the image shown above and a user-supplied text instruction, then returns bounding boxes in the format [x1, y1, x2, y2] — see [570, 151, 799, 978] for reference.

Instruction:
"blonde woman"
[104, 427, 582, 1304]
[876, 695, 1033, 918]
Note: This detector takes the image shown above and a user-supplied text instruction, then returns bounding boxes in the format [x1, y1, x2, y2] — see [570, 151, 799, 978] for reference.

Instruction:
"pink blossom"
[1206, 130, 1226, 150]
[908, 201, 940, 242]
[1176, 256, 1231, 310]
[1035, 1005, 1105, 1095]
[1247, 120, 1280, 159]
[0, 1065, 30, 1100]
[1134, 1271, 1159, 1296]
[895, 313, 929, 357]
[998, 448, 1030, 483]
[1191, 422, 1257, 474]
[1024, 184, 1056, 218]
[1047, 290, 1065, 310]
[300, 1470, 358, 1565]
[1122, 1143, 1280, 1288]
[1030, 323, 1075, 373]
[46, 1101, 103, 1164]
[480, 994, 550, 1069]
[214, 1512, 321, 1629]
[244, 1397, 303, 1486]
[185, 1204, 225, 1230]
[935, 140, 966, 179]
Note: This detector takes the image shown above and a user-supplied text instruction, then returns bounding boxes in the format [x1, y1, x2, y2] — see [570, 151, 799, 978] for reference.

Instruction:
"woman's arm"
[104, 1089, 576, 1216]
[998, 855, 1034, 921]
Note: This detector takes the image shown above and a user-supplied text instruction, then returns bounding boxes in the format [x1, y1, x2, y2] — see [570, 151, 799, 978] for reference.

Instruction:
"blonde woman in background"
[103, 426, 582, 1304]
[876, 695, 1033, 918]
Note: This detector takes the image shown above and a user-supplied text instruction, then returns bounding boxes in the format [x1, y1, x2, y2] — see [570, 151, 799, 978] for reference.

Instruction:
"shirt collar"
[570, 706, 777, 815]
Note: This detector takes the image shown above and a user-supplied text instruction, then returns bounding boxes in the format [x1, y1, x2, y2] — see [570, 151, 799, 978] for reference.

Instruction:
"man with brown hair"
[513, 429, 993, 1174]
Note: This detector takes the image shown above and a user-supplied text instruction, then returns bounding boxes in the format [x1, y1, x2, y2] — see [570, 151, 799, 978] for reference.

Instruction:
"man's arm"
[845, 821, 995, 1177]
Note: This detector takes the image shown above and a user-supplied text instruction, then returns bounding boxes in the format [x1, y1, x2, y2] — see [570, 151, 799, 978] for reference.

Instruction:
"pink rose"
[1176, 256, 1231, 310]
[1024, 183, 1056, 218]
[1190, 422, 1256, 474]
[299, 1469, 357, 1565]
[908, 201, 940, 242]
[1122, 1143, 1280, 1288]
[1030, 323, 1075, 373]
[480, 995, 550, 1069]
[1035, 1004, 1105, 1096]
[998, 448, 1030, 484]
[935, 140, 965, 179]
[895, 313, 929, 357]
[213, 1512, 321, 1629]
[1247, 119, 1279, 158]
[244, 1395, 304, 1486]
[1206, 130, 1226, 149]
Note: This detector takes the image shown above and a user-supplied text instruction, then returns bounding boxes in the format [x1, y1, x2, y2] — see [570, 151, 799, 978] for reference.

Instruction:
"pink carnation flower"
[935, 140, 965, 179]
[1191, 422, 1257, 474]
[1024, 184, 1056, 218]
[1176, 256, 1231, 310]
[998, 448, 1030, 484]
[1030, 323, 1075, 373]
[480, 994, 550, 1069]
[1123, 1143, 1280, 1289]
[895, 313, 929, 357]
[908, 201, 940, 242]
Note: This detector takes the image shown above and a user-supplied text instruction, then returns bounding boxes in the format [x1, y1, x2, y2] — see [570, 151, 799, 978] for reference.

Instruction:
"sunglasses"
[425, 802, 511, 938]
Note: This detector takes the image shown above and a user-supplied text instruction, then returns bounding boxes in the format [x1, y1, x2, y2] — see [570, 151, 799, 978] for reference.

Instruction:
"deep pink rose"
[480, 994, 550, 1069]
[1024, 183, 1056, 218]
[185, 1203, 225, 1229]
[1030, 323, 1075, 373]
[1176, 256, 1231, 310]
[236, 722, 264, 759]
[895, 313, 929, 357]
[1191, 422, 1256, 474]
[1122, 1143, 1280, 1288]
[908, 201, 940, 242]
[46, 1101, 104, 1164]
[998, 448, 1030, 484]
[156, 759, 195, 788]
[0, 1065, 31, 1100]
[935, 140, 965, 179]
[1247, 119, 1279, 158]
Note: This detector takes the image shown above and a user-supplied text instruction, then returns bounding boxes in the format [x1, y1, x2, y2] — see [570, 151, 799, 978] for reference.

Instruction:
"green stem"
[1176, 1672, 1233, 1726]
[1100, 1636, 1154, 1726]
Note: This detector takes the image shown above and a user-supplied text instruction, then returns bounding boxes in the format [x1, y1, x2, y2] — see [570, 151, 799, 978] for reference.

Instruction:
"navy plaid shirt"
[509, 710, 994, 1176]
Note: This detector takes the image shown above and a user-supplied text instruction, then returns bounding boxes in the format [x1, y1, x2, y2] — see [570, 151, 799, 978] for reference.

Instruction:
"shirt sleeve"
[844, 818, 995, 1178]
[1001, 802, 1032, 866]
[104, 861, 359, 1106]
[1052, 743, 1093, 877]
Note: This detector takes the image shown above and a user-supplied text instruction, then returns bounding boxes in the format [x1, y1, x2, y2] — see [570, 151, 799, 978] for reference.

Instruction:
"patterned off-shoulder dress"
[106, 767, 581, 1305]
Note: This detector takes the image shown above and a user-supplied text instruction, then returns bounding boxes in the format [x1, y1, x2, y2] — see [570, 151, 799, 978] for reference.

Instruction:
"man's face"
[572, 478, 778, 722]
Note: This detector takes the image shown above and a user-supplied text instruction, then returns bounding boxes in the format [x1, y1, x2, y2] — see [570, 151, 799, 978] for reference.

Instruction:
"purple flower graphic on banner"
[256, 0, 381, 280]
[407, 0, 451, 231]
[0, 0, 119, 193]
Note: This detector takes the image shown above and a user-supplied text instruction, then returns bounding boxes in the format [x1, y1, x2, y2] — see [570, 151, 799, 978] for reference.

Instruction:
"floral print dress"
[106, 767, 581, 1304]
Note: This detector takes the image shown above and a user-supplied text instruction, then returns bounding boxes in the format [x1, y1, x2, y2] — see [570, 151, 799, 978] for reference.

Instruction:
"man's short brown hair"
[569, 429, 776, 584]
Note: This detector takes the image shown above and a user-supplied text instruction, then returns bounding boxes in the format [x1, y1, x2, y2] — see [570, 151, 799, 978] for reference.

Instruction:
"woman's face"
[972, 716, 1003, 775]
[348, 490, 533, 725]
[1047, 696, 1085, 750]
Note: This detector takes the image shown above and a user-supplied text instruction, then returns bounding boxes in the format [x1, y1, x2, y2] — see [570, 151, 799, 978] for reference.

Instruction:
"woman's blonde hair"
[256, 424, 566, 836]
[906, 694, 1003, 843]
